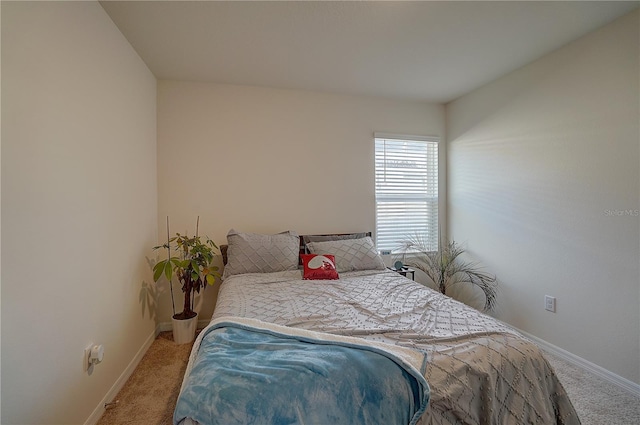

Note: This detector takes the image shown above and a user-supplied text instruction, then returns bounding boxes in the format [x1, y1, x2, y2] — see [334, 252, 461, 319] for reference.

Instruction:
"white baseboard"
[513, 326, 640, 398]
[157, 319, 210, 333]
[157, 321, 172, 332]
[83, 328, 158, 425]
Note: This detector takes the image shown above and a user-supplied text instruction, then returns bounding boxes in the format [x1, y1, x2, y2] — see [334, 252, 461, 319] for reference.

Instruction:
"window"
[374, 134, 439, 253]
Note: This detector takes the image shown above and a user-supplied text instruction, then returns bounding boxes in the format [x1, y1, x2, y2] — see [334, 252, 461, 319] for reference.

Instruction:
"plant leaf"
[152, 261, 166, 282]
[164, 261, 173, 281]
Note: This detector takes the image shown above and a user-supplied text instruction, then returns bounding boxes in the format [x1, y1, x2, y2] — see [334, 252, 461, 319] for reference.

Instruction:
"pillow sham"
[302, 233, 368, 254]
[302, 233, 367, 244]
[306, 236, 386, 273]
[222, 229, 300, 279]
[301, 254, 340, 280]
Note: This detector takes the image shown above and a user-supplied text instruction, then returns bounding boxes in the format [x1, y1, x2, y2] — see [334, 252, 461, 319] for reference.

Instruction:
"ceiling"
[101, 1, 639, 103]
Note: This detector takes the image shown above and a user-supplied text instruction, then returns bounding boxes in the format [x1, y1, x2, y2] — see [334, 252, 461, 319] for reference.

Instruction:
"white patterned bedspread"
[213, 269, 580, 425]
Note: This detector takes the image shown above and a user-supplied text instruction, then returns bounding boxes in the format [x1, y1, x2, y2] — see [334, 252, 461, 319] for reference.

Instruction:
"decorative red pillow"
[301, 254, 340, 280]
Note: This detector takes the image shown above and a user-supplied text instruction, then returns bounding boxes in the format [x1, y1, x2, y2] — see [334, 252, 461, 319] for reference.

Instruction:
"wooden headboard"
[220, 232, 372, 265]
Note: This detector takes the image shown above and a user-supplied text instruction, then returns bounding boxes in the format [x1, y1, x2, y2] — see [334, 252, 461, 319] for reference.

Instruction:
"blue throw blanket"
[174, 319, 429, 425]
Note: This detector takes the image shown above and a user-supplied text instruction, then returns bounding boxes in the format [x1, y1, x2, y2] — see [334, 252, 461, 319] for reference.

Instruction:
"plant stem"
[183, 275, 191, 317]
[167, 216, 175, 316]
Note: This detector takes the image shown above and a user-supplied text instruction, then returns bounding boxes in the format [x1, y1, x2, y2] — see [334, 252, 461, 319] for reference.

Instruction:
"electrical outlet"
[544, 295, 556, 313]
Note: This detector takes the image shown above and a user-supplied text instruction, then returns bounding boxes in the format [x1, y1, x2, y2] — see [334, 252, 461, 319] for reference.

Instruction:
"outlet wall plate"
[84, 343, 93, 372]
[545, 295, 556, 313]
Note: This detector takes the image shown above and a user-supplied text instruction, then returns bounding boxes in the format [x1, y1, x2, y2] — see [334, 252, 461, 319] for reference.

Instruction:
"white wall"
[447, 10, 639, 384]
[1, 2, 157, 424]
[157, 81, 444, 322]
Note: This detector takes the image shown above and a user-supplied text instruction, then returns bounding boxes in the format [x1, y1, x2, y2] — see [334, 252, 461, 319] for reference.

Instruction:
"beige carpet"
[97, 331, 640, 425]
[96, 331, 195, 425]
[544, 351, 640, 425]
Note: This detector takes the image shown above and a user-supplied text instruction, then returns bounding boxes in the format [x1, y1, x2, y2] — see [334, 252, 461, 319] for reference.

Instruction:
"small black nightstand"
[389, 267, 415, 281]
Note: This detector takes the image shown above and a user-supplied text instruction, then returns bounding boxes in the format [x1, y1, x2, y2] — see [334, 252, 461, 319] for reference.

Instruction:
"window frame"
[374, 133, 440, 254]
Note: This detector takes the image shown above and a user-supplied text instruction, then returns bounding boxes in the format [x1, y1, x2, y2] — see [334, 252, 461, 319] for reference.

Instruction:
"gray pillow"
[302, 233, 367, 254]
[222, 229, 300, 279]
[302, 233, 367, 245]
[306, 236, 386, 273]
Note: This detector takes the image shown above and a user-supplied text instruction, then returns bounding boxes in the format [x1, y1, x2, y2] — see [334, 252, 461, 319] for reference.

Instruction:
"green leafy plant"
[152, 217, 221, 320]
[397, 235, 497, 311]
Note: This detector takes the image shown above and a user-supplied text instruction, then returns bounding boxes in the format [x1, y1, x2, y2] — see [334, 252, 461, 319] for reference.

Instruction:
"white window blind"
[375, 135, 439, 253]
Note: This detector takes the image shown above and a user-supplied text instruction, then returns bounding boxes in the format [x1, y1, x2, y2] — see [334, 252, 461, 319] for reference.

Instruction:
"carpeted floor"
[96, 331, 195, 425]
[543, 351, 640, 425]
[97, 331, 640, 425]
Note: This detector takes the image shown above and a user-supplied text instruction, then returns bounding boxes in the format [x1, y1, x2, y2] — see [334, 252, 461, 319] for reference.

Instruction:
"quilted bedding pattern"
[213, 269, 580, 425]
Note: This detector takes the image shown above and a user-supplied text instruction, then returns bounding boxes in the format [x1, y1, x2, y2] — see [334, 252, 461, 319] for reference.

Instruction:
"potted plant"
[152, 217, 221, 344]
[396, 235, 497, 312]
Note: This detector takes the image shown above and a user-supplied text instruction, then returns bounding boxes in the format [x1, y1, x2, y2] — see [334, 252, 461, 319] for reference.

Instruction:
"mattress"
[206, 268, 580, 425]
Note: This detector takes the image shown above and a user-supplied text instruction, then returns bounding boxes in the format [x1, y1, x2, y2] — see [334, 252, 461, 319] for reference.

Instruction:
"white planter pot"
[172, 313, 198, 345]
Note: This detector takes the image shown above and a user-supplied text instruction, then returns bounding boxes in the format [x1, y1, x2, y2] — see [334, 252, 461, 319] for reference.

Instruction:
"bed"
[175, 230, 580, 425]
